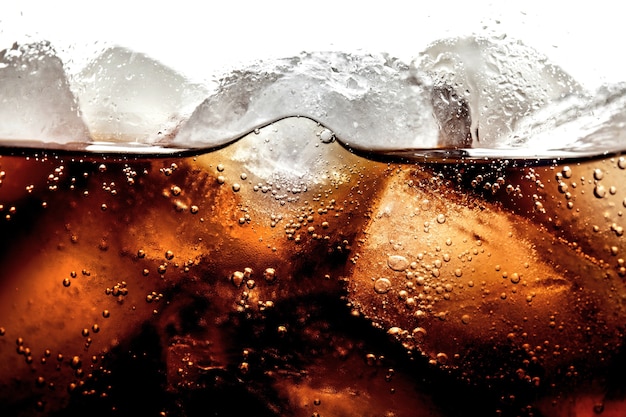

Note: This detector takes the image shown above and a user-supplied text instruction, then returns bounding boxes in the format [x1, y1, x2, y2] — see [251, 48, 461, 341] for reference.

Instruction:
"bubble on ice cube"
[173, 52, 440, 151]
[0, 42, 90, 146]
[413, 35, 582, 147]
[74, 46, 208, 144]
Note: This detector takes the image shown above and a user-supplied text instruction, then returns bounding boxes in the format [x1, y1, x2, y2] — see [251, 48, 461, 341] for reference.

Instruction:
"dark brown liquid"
[1, 118, 625, 417]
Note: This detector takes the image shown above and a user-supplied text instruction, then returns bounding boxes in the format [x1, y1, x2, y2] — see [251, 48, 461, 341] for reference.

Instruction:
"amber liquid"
[1, 118, 625, 417]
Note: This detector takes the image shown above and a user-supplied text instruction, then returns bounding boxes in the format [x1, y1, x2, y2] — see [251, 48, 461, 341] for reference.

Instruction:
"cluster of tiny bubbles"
[159, 162, 179, 177]
[145, 291, 164, 303]
[46, 164, 65, 192]
[104, 281, 129, 303]
[230, 267, 254, 288]
[0, 204, 17, 221]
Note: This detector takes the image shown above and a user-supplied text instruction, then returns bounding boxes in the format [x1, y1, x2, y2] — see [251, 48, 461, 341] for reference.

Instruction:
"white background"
[1, 1, 623, 89]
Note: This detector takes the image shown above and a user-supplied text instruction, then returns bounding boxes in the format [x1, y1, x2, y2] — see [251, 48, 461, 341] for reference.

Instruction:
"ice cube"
[414, 36, 582, 147]
[508, 83, 626, 154]
[74, 46, 208, 144]
[0, 42, 90, 146]
[173, 52, 440, 151]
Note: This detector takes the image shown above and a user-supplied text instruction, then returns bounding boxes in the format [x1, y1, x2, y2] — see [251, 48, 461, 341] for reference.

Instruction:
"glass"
[1, 2, 625, 416]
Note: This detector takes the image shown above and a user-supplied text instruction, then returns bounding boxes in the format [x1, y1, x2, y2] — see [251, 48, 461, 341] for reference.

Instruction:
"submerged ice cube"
[0, 42, 90, 146]
[74, 47, 208, 143]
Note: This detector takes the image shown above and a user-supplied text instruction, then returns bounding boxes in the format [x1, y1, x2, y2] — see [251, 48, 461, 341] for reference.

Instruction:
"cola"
[3, 33, 626, 417]
[0, 115, 625, 417]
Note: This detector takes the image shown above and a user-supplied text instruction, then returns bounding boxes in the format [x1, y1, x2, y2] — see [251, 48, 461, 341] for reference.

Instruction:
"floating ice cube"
[508, 83, 626, 154]
[74, 46, 208, 143]
[173, 52, 440, 151]
[414, 36, 582, 147]
[0, 42, 90, 146]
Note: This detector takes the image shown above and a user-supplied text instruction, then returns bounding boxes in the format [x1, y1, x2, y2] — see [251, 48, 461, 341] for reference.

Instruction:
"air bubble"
[436, 213, 446, 224]
[412, 327, 427, 342]
[594, 185, 607, 198]
[319, 128, 335, 143]
[231, 271, 245, 287]
[562, 166, 572, 178]
[263, 268, 276, 283]
[387, 255, 409, 271]
[374, 277, 392, 294]
[593, 169, 604, 181]
[436, 352, 448, 364]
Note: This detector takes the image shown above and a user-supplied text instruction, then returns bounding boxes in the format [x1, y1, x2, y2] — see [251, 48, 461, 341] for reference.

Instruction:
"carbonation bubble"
[436, 213, 446, 224]
[319, 128, 335, 143]
[594, 185, 607, 198]
[374, 277, 392, 294]
[510, 273, 520, 284]
[231, 271, 245, 287]
[263, 268, 276, 282]
[70, 356, 81, 369]
[412, 327, 427, 340]
[387, 255, 409, 271]
[461, 314, 470, 324]
[436, 353, 448, 364]
[562, 166, 573, 178]
[593, 168, 604, 180]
